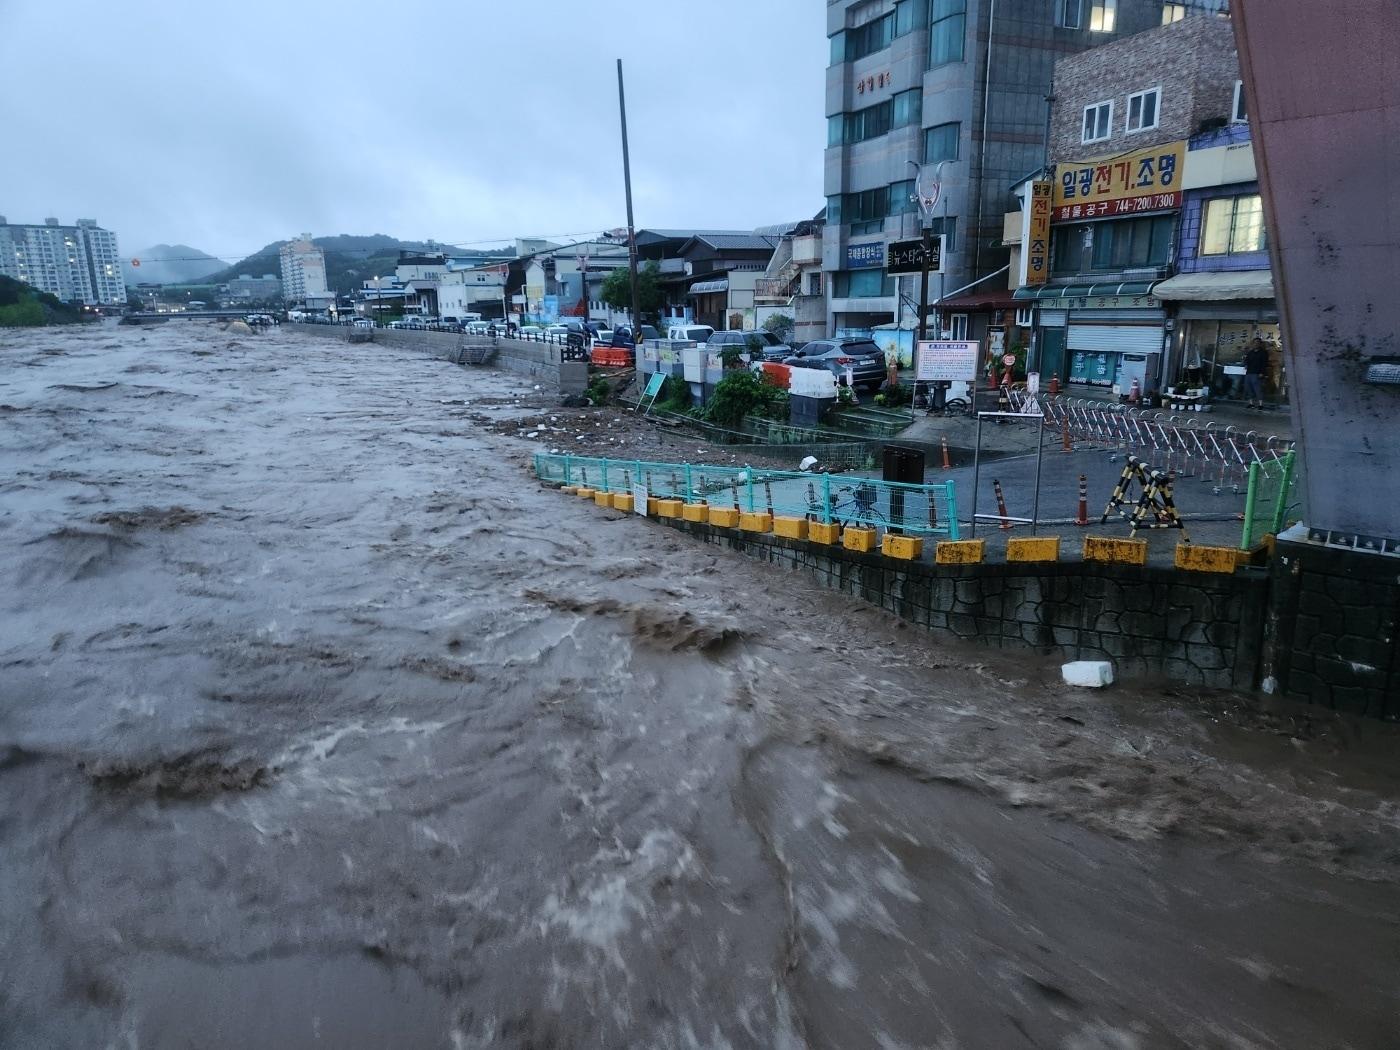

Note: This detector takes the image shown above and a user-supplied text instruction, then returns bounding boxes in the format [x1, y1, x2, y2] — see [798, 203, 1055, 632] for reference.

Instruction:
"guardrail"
[1007, 391, 1295, 495]
[533, 453, 960, 538]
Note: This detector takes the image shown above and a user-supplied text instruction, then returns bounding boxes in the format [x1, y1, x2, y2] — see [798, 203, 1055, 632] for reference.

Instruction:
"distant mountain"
[201, 234, 515, 297]
[123, 245, 227, 287]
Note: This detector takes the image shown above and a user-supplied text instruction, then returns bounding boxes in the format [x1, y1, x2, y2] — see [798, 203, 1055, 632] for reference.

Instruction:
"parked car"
[352, 318, 373, 328]
[783, 337, 887, 390]
[709, 329, 788, 362]
[608, 324, 661, 347]
[666, 324, 714, 343]
[517, 325, 545, 338]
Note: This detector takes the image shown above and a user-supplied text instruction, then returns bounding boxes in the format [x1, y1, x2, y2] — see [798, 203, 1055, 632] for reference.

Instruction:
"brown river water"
[2, 323, 1399, 1049]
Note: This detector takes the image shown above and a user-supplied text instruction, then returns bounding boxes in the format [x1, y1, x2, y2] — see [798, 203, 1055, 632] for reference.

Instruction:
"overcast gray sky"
[1, 0, 827, 259]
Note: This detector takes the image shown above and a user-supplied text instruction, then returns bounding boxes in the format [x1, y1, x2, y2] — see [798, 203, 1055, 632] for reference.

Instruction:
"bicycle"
[804, 481, 887, 529]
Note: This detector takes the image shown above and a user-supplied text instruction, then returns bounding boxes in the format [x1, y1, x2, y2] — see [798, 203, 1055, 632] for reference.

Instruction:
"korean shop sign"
[845, 241, 886, 269]
[1052, 140, 1186, 222]
[1025, 180, 1052, 286]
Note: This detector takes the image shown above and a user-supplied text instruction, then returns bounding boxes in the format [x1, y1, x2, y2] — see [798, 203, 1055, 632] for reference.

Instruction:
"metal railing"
[534, 453, 960, 539]
[1031, 394, 1295, 494]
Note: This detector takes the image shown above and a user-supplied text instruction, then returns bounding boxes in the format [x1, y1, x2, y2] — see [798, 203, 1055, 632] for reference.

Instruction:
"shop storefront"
[1015, 282, 1165, 392]
[1152, 270, 1285, 404]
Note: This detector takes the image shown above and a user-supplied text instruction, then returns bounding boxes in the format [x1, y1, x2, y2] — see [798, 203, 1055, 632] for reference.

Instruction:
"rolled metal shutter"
[1067, 323, 1163, 354]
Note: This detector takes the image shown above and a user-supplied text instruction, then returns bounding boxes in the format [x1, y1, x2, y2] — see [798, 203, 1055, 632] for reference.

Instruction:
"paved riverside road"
[2, 322, 1397, 1049]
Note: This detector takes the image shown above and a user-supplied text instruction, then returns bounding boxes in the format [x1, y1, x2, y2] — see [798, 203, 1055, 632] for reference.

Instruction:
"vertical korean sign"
[1025, 181, 1052, 287]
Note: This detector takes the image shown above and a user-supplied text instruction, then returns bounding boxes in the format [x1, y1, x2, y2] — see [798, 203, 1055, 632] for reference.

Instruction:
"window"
[833, 270, 896, 298]
[841, 100, 892, 144]
[930, 0, 966, 67]
[1232, 80, 1247, 122]
[947, 314, 969, 340]
[924, 121, 960, 164]
[827, 114, 844, 146]
[1162, 2, 1186, 23]
[845, 186, 891, 234]
[888, 179, 918, 216]
[1015, 306, 1035, 326]
[892, 88, 922, 129]
[1201, 195, 1267, 255]
[826, 194, 843, 224]
[928, 216, 958, 251]
[1053, 215, 1173, 274]
[844, 12, 895, 62]
[1057, 0, 1082, 28]
[1090, 0, 1117, 31]
[1125, 88, 1160, 133]
[1082, 100, 1112, 143]
[894, 0, 926, 35]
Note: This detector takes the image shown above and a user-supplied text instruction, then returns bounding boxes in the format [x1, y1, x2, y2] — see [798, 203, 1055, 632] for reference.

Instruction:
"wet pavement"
[3, 321, 1400, 1049]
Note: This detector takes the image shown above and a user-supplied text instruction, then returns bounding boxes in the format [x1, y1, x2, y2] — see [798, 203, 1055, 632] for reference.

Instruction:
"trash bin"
[882, 445, 926, 533]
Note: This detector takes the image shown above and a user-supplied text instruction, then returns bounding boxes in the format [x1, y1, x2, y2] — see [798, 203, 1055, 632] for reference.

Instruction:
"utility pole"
[617, 59, 643, 338]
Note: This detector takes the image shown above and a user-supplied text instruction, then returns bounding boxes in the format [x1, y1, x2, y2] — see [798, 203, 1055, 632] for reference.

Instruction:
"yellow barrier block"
[808, 521, 841, 545]
[772, 515, 809, 540]
[708, 506, 740, 528]
[655, 498, 684, 519]
[646, 497, 660, 516]
[1083, 536, 1148, 566]
[1176, 544, 1239, 574]
[611, 493, 635, 513]
[843, 526, 878, 553]
[593, 490, 614, 508]
[739, 511, 773, 533]
[575, 487, 597, 499]
[935, 539, 985, 564]
[682, 502, 709, 523]
[1234, 540, 1270, 567]
[560, 485, 578, 495]
[881, 534, 924, 560]
[1006, 536, 1060, 563]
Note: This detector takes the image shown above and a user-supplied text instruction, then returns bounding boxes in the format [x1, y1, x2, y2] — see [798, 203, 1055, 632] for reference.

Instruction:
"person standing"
[1243, 338, 1270, 408]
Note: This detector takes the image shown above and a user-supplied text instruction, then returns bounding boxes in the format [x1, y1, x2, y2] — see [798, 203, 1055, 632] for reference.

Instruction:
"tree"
[599, 261, 664, 318]
[763, 313, 795, 340]
[126, 292, 145, 312]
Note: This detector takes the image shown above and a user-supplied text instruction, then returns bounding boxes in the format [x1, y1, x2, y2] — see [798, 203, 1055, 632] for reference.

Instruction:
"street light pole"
[617, 59, 643, 338]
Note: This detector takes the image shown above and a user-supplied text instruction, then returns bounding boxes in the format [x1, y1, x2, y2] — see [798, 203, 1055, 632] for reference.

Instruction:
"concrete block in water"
[1062, 660, 1115, 687]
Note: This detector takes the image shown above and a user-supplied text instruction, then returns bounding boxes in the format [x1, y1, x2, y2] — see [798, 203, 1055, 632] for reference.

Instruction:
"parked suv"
[783, 337, 886, 389]
[709, 329, 787, 362]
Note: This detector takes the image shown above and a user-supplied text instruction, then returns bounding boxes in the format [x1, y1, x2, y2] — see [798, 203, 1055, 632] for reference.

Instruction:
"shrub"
[700, 369, 788, 428]
[657, 374, 693, 413]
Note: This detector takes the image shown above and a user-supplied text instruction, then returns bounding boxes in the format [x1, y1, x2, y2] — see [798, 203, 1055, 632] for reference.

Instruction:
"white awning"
[689, 278, 728, 294]
[1151, 270, 1273, 301]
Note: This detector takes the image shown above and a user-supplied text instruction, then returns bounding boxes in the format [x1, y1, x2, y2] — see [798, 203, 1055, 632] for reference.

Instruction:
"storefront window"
[1180, 320, 1286, 402]
[834, 270, 896, 297]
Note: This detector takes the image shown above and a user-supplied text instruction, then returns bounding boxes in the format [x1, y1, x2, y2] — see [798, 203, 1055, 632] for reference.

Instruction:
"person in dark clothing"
[1243, 338, 1270, 408]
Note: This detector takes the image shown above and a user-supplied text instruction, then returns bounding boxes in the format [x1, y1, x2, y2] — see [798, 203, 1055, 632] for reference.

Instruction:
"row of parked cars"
[668, 326, 889, 391]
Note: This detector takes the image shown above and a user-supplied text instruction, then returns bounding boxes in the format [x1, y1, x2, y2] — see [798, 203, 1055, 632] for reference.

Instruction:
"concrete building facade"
[0, 216, 125, 306]
[278, 234, 328, 302]
[822, 0, 1164, 339]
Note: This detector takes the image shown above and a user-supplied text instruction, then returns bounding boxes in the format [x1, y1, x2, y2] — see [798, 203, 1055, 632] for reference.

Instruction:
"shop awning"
[1149, 270, 1274, 301]
[935, 290, 1018, 310]
[688, 278, 728, 294]
[1012, 280, 1155, 301]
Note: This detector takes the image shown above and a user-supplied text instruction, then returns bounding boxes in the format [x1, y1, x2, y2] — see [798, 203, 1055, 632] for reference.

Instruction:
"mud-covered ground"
[3, 322, 1399, 1049]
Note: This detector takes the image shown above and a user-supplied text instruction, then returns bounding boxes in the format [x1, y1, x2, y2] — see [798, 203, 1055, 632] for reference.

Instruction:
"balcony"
[791, 234, 821, 266]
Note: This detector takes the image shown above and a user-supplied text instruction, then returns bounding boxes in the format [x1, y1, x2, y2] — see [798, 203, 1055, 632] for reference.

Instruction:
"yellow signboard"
[1025, 180, 1052, 286]
[1052, 140, 1186, 221]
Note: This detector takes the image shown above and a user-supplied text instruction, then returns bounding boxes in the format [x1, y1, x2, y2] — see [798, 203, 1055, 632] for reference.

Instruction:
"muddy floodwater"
[3, 323, 1400, 1049]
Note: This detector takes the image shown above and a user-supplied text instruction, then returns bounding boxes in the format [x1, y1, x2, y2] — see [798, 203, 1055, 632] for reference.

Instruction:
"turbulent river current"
[2, 323, 1399, 1049]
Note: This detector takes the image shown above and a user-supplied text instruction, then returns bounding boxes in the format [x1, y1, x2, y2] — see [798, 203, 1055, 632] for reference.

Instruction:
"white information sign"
[915, 340, 980, 383]
[633, 483, 649, 516]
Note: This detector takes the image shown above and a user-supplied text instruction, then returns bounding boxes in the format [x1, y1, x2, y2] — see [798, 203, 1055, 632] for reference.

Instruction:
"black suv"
[783, 337, 887, 390]
[708, 330, 788, 362]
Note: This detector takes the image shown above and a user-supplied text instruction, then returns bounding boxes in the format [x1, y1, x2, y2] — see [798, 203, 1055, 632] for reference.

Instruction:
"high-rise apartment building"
[279, 233, 328, 302]
[0, 216, 125, 305]
[822, 0, 1165, 336]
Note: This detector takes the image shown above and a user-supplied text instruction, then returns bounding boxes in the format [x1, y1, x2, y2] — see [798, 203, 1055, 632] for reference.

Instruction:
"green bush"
[657, 374, 692, 413]
[878, 381, 912, 407]
[700, 369, 789, 428]
[0, 299, 44, 327]
[585, 374, 611, 405]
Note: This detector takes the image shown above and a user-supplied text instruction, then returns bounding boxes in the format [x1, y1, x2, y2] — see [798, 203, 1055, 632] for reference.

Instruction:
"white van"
[667, 324, 713, 343]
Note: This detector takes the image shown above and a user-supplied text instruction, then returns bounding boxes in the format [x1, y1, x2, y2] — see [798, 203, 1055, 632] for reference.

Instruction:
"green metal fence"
[1240, 449, 1299, 549]
[534, 453, 960, 539]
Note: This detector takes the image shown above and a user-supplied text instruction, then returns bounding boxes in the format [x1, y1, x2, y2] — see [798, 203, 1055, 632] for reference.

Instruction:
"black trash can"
[882, 445, 926, 533]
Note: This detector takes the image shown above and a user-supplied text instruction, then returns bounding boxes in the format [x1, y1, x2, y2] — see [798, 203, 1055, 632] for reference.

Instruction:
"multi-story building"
[754, 216, 827, 345]
[1012, 8, 1239, 395]
[223, 273, 281, 301]
[0, 216, 125, 306]
[278, 234, 328, 303]
[822, 0, 1164, 340]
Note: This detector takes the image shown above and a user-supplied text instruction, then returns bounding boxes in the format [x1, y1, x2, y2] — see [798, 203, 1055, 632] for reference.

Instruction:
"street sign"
[887, 236, 944, 275]
[915, 340, 979, 382]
